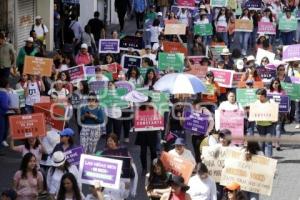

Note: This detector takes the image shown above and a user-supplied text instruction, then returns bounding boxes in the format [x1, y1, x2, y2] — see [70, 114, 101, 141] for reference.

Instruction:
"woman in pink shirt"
[13, 153, 44, 200]
[75, 43, 93, 65]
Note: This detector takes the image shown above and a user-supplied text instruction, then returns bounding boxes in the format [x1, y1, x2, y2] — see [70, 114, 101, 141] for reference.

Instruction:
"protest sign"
[244, 0, 263, 10]
[163, 41, 188, 55]
[267, 94, 290, 113]
[194, 24, 213, 36]
[79, 154, 123, 189]
[234, 19, 253, 32]
[84, 66, 95, 81]
[23, 56, 53, 77]
[115, 81, 135, 93]
[188, 56, 204, 64]
[99, 39, 120, 53]
[257, 22, 276, 35]
[291, 76, 300, 84]
[282, 44, 300, 62]
[175, 0, 195, 7]
[160, 151, 194, 184]
[139, 67, 156, 79]
[99, 88, 129, 109]
[218, 110, 244, 144]
[101, 154, 132, 178]
[202, 146, 229, 182]
[227, 0, 237, 9]
[249, 101, 279, 121]
[158, 52, 185, 72]
[203, 83, 215, 95]
[186, 64, 208, 79]
[208, 67, 234, 88]
[9, 113, 46, 139]
[138, 90, 170, 115]
[279, 17, 297, 31]
[120, 35, 143, 50]
[231, 72, 244, 88]
[14, 89, 25, 108]
[256, 67, 276, 79]
[65, 146, 84, 166]
[33, 102, 66, 130]
[121, 55, 142, 69]
[164, 23, 186, 35]
[89, 81, 108, 93]
[183, 111, 209, 134]
[281, 82, 300, 101]
[208, 45, 227, 59]
[236, 88, 258, 107]
[220, 149, 277, 195]
[255, 48, 275, 65]
[210, 0, 228, 7]
[62, 65, 85, 83]
[8, 92, 20, 109]
[134, 109, 164, 131]
[101, 63, 118, 74]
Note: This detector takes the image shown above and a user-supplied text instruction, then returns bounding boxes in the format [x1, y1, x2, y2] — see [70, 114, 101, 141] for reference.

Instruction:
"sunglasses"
[206, 74, 213, 77]
[88, 98, 96, 101]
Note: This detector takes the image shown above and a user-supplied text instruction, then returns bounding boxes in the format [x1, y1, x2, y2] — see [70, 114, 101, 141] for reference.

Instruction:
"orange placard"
[186, 64, 208, 79]
[163, 41, 188, 56]
[234, 19, 253, 32]
[9, 113, 46, 139]
[164, 23, 186, 35]
[33, 102, 66, 131]
[160, 151, 194, 184]
[238, 81, 264, 88]
[23, 56, 53, 77]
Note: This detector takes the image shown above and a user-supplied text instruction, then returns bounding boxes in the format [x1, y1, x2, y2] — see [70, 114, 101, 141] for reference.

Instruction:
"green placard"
[236, 88, 258, 107]
[15, 89, 25, 108]
[139, 67, 156, 79]
[158, 52, 184, 72]
[279, 18, 297, 31]
[194, 24, 213, 36]
[203, 84, 214, 95]
[99, 88, 129, 108]
[211, 0, 228, 7]
[209, 45, 227, 59]
[281, 82, 300, 101]
[137, 89, 170, 115]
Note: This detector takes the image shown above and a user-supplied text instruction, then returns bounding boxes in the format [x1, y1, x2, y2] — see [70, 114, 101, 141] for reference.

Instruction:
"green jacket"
[16, 47, 38, 69]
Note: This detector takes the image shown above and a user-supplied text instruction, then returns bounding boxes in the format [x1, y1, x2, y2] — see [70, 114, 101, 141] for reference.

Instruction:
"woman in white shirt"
[188, 163, 217, 200]
[24, 75, 45, 113]
[194, 11, 210, 46]
[260, 8, 276, 44]
[238, 8, 252, 55]
[56, 173, 84, 200]
[48, 80, 70, 101]
[149, 19, 163, 47]
[215, 7, 229, 46]
[178, 8, 189, 25]
[280, 8, 296, 45]
[126, 66, 144, 88]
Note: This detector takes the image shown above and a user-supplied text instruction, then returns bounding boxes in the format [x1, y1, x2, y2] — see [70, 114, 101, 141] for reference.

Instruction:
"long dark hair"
[245, 141, 261, 161]
[216, 7, 229, 22]
[57, 71, 71, 82]
[57, 173, 82, 200]
[126, 66, 141, 81]
[20, 153, 38, 179]
[147, 159, 168, 191]
[79, 80, 89, 95]
[24, 137, 40, 151]
[144, 68, 157, 88]
[269, 78, 283, 93]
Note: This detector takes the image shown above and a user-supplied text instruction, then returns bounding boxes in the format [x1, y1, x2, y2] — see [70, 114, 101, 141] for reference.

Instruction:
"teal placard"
[210, 0, 228, 7]
[236, 88, 258, 107]
[158, 53, 184, 72]
[15, 89, 25, 108]
[99, 88, 129, 108]
[281, 82, 300, 101]
[194, 24, 213, 36]
[139, 67, 156, 79]
[279, 17, 297, 31]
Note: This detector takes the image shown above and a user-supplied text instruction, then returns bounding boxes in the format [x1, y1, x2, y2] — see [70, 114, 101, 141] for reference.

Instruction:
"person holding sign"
[52, 128, 76, 154]
[56, 173, 84, 200]
[253, 88, 276, 157]
[238, 8, 252, 55]
[202, 71, 220, 113]
[215, 7, 229, 46]
[24, 75, 45, 114]
[280, 8, 296, 45]
[126, 66, 144, 88]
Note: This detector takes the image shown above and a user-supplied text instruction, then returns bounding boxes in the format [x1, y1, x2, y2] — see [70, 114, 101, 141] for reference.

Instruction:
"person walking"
[115, 0, 130, 32]
[132, 0, 148, 29]
[31, 16, 48, 47]
[0, 32, 16, 77]
[87, 11, 105, 46]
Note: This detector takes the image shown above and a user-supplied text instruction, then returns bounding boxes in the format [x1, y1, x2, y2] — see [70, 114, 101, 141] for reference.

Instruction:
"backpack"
[31, 24, 45, 35]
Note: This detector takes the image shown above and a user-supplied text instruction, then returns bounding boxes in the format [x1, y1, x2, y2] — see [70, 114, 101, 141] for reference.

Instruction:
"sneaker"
[2, 141, 9, 147]
[124, 138, 129, 143]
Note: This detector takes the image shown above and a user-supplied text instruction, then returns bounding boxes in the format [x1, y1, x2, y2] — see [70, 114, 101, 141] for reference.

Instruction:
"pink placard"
[208, 67, 234, 88]
[134, 109, 164, 131]
[258, 22, 276, 35]
[219, 110, 244, 145]
[176, 0, 195, 7]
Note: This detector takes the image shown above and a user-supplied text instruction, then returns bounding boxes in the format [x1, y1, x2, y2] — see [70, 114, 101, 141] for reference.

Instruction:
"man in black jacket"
[87, 11, 105, 46]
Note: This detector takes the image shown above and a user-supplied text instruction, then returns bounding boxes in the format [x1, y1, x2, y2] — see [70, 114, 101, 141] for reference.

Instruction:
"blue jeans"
[239, 32, 251, 53]
[256, 124, 275, 157]
[250, 27, 258, 48]
[217, 32, 228, 46]
[281, 31, 294, 45]
[247, 121, 255, 136]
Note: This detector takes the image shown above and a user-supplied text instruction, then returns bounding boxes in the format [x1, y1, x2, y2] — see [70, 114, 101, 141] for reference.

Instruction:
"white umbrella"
[153, 73, 207, 94]
[121, 90, 149, 103]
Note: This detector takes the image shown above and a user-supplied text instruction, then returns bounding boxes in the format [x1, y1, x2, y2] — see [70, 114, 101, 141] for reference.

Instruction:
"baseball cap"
[60, 128, 74, 137]
[35, 15, 42, 20]
[174, 138, 186, 146]
[81, 43, 88, 49]
[225, 182, 241, 191]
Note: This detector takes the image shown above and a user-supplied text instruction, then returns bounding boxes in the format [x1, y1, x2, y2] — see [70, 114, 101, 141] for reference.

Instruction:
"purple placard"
[183, 111, 209, 134]
[115, 81, 134, 93]
[267, 94, 290, 113]
[79, 154, 123, 189]
[65, 146, 84, 166]
[291, 76, 300, 84]
[99, 39, 120, 53]
[282, 44, 300, 62]
[256, 67, 276, 79]
[89, 81, 108, 93]
[245, 0, 262, 10]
